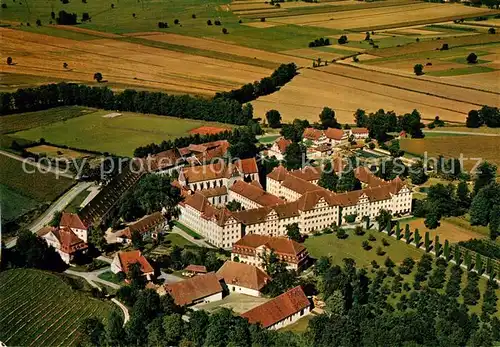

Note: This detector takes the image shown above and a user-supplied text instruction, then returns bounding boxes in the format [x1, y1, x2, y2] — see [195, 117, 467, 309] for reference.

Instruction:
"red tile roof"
[60, 212, 87, 230]
[198, 186, 228, 198]
[325, 128, 345, 141]
[267, 164, 288, 182]
[289, 166, 322, 182]
[236, 158, 258, 174]
[118, 250, 154, 275]
[274, 137, 292, 154]
[181, 193, 234, 227]
[184, 264, 208, 273]
[120, 212, 165, 239]
[233, 234, 305, 257]
[53, 226, 88, 254]
[230, 180, 285, 207]
[241, 286, 310, 328]
[165, 272, 223, 306]
[303, 128, 324, 141]
[217, 261, 271, 291]
[351, 127, 369, 134]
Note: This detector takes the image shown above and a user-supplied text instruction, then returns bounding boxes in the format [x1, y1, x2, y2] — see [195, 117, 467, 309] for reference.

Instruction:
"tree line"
[214, 63, 298, 104]
[466, 106, 500, 128]
[0, 83, 250, 125]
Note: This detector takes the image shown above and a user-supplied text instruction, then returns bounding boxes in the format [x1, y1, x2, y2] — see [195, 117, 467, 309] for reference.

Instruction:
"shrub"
[1, 3, 7, 8]
[214, 20, 221, 26]
[222, 28, 228, 34]
[414, 64, 424, 76]
[376, 247, 385, 256]
[207, 19, 212, 25]
[338, 35, 348, 44]
[488, 27, 496, 34]
[336, 229, 347, 239]
[382, 238, 390, 247]
[354, 226, 364, 236]
[371, 260, 379, 269]
[174, 19, 180, 25]
[368, 234, 376, 242]
[467, 52, 478, 64]
[261, 17, 266, 22]
[191, 14, 196, 19]
[362, 240, 371, 250]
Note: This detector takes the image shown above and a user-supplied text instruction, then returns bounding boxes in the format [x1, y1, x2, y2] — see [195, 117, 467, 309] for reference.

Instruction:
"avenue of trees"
[0, 83, 250, 125]
[215, 63, 298, 104]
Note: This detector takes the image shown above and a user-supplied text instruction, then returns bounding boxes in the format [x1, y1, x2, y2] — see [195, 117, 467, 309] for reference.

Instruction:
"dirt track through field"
[0, 28, 271, 95]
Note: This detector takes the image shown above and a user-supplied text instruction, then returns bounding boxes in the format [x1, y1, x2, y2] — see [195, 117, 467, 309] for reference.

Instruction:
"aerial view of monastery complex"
[0, 0, 500, 345]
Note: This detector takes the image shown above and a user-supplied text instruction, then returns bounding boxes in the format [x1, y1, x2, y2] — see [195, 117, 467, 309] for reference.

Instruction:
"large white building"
[177, 160, 412, 249]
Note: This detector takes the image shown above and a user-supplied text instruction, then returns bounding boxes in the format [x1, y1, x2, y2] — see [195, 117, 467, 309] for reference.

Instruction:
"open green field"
[11, 108, 234, 156]
[0, 183, 40, 222]
[304, 230, 424, 267]
[0, 154, 74, 221]
[0, 106, 93, 134]
[426, 65, 496, 76]
[0, 269, 116, 347]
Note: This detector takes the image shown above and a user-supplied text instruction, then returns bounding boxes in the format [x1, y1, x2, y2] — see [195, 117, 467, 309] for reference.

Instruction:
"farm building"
[231, 234, 309, 272]
[267, 137, 291, 160]
[111, 250, 154, 281]
[216, 261, 271, 297]
[115, 212, 166, 244]
[183, 264, 208, 276]
[349, 127, 369, 140]
[59, 212, 89, 243]
[161, 272, 223, 306]
[241, 286, 311, 330]
[38, 226, 88, 264]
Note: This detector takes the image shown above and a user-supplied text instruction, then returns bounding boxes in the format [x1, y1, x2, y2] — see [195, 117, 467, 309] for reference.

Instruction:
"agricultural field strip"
[238, 0, 418, 18]
[309, 64, 494, 112]
[267, 3, 436, 26]
[0, 271, 41, 306]
[2, 33, 265, 88]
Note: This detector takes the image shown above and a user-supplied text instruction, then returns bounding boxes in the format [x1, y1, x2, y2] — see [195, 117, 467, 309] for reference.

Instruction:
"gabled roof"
[182, 193, 234, 226]
[233, 234, 305, 257]
[267, 164, 288, 182]
[236, 158, 258, 174]
[217, 261, 271, 291]
[303, 128, 324, 141]
[198, 186, 228, 198]
[351, 127, 369, 134]
[324, 127, 345, 141]
[230, 180, 285, 207]
[289, 166, 322, 182]
[51, 226, 88, 254]
[241, 286, 310, 328]
[120, 212, 165, 239]
[142, 148, 182, 171]
[117, 250, 154, 275]
[355, 166, 386, 187]
[60, 212, 87, 230]
[165, 272, 223, 306]
[184, 264, 207, 273]
[281, 174, 319, 195]
[274, 137, 292, 154]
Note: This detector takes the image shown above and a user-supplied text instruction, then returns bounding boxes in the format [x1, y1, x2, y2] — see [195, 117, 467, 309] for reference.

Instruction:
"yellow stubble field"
[251, 64, 498, 123]
[0, 28, 272, 95]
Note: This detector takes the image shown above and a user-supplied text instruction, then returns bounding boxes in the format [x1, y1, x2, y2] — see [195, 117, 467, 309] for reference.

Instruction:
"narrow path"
[64, 268, 130, 325]
[0, 149, 75, 179]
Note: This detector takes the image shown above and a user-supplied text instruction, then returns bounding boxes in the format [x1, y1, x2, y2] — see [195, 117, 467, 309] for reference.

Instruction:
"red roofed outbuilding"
[241, 286, 311, 329]
[162, 272, 223, 306]
[111, 250, 154, 281]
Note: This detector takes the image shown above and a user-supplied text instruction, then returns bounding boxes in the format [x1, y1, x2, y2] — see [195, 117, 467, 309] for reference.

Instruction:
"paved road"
[5, 182, 93, 248]
[171, 226, 214, 248]
[0, 149, 75, 179]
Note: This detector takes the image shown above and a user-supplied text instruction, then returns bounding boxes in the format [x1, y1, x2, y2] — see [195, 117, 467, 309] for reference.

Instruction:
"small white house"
[111, 250, 154, 281]
[216, 261, 271, 297]
[60, 212, 89, 243]
[38, 226, 88, 264]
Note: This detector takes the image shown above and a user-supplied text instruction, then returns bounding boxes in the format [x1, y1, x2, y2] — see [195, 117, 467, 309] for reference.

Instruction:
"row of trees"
[0, 83, 250, 125]
[354, 108, 424, 142]
[214, 63, 298, 104]
[466, 106, 500, 128]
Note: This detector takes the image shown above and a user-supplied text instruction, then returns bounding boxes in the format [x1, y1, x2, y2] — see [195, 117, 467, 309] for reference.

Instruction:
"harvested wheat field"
[0, 28, 272, 95]
[134, 33, 310, 66]
[241, 21, 284, 28]
[404, 218, 484, 244]
[280, 48, 350, 61]
[252, 64, 498, 123]
[400, 136, 500, 172]
[189, 126, 231, 135]
[268, 3, 496, 30]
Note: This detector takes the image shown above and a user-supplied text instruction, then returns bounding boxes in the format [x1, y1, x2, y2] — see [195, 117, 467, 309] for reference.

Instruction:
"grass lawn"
[425, 65, 496, 76]
[403, 217, 485, 244]
[0, 154, 74, 204]
[65, 188, 91, 214]
[445, 215, 491, 238]
[97, 270, 124, 285]
[0, 269, 116, 347]
[173, 221, 203, 239]
[0, 106, 93, 135]
[165, 233, 197, 247]
[0, 73, 69, 92]
[426, 126, 500, 135]
[12, 109, 234, 156]
[194, 293, 270, 314]
[279, 313, 316, 333]
[421, 131, 468, 137]
[304, 230, 424, 268]
[258, 134, 281, 144]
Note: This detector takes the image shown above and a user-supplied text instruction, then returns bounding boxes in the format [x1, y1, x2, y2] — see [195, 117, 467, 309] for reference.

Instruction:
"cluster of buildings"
[268, 127, 369, 160]
[177, 156, 412, 249]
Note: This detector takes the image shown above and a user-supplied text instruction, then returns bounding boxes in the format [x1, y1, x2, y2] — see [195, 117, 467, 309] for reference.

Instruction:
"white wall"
[227, 284, 261, 297]
[269, 306, 311, 330]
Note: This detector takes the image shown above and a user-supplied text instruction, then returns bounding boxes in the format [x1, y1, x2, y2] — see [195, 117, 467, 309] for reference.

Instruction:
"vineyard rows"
[0, 269, 114, 347]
